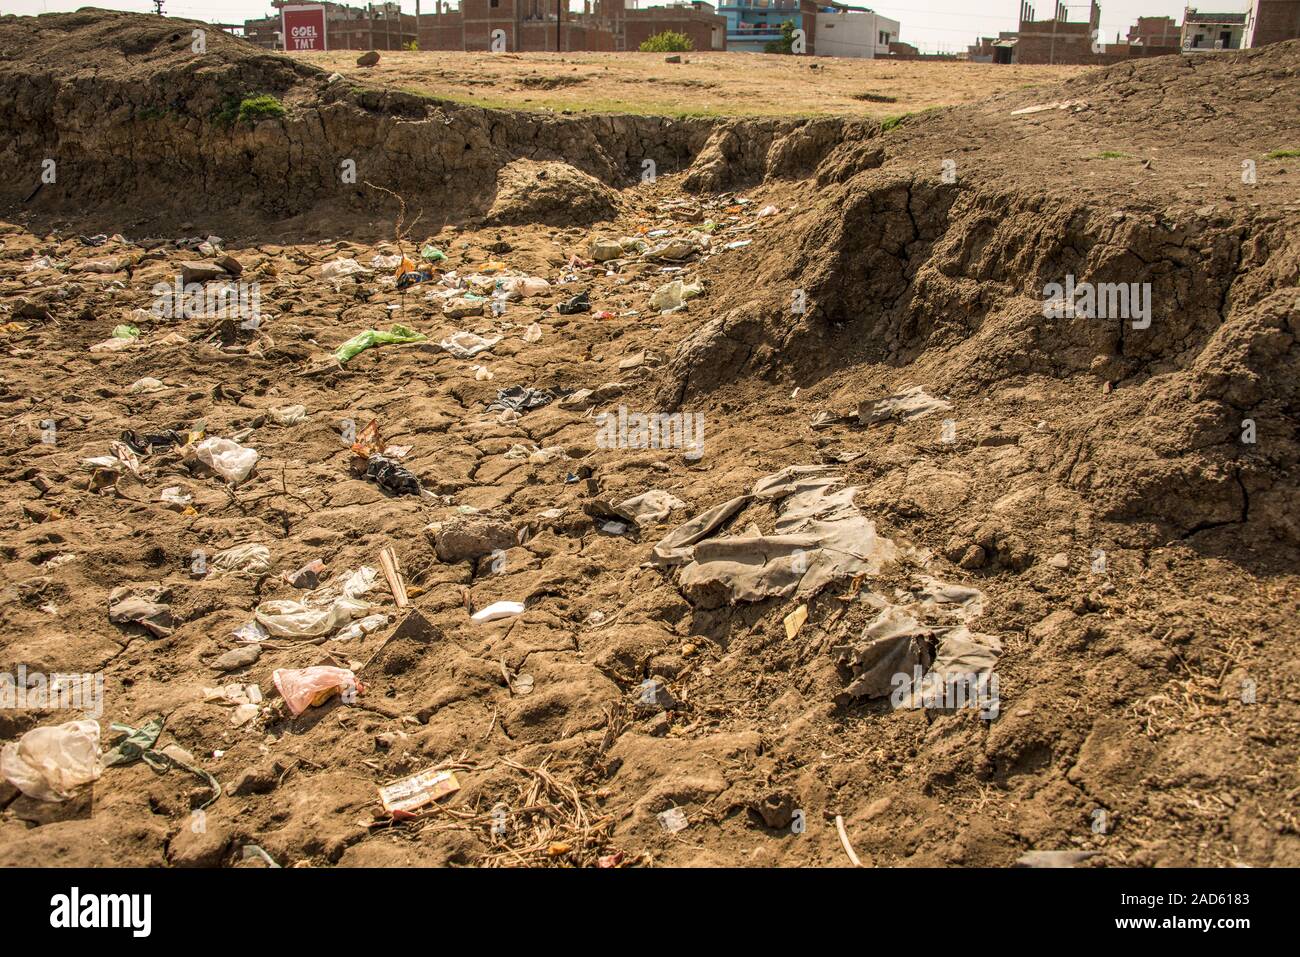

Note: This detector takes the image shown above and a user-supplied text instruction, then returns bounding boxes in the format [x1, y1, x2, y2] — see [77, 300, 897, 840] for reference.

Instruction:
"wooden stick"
[835, 815, 862, 868]
[379, 545, 408, 608]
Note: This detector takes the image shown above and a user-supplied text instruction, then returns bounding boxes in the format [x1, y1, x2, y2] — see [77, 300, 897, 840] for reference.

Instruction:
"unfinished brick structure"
[243, 0, 726, 53]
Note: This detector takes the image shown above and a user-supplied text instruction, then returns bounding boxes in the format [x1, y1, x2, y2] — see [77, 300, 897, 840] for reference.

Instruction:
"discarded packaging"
[273, 666, 360, 716]
[0, 719, 102, 802]
[379, 767, 461, 814]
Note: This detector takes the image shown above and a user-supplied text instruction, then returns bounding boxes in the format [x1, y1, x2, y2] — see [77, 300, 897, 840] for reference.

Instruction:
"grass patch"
[236, 94, 286, 123]
[1094, 150, 1131, 159]
[880, 113, 910, 132]
[214, 94, 287, 127]
[1265, 148, 1299, 159]
[852, 92, 897, 103]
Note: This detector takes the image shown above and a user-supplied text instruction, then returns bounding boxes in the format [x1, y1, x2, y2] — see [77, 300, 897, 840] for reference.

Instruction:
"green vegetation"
[236, 94, 287, 123]
[214, 94, 288, 127]
[764, 20, 797, 55]
[1265, 148, 1299, 159]
[404, 39, 419, 51]
[639, 31, 693, 53]
[880, 113, 909, 132]
[1094, 150, 1131, 159]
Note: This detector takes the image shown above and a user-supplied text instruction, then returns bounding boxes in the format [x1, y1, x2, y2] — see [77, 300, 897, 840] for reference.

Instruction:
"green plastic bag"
[111, 324, 140, 340]
[420, 245, 447, 262]
[333, 323, 427, 364]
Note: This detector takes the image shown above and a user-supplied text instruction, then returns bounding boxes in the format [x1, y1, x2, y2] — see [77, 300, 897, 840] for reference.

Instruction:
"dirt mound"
[662, 41, 1300, 546]
[484, 160, 620, 227]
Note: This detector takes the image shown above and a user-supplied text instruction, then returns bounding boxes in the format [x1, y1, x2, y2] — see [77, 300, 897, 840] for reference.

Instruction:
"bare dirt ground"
[0, 11, 1297, 869]
[298, 48, 1088, 118]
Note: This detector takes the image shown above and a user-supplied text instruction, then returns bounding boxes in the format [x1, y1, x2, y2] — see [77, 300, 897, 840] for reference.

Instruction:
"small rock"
[212, 645, 261, 671]
[230, 765, 278, 796]
[958, 544, 987, 570]
[1047, 552, 1070, 570]
[430, 515, 517, 563]
[168, 822, 231, 867]
[180, 260, 228, 284]
[755, 790, 796, 829]
[357, 50, 380, 67]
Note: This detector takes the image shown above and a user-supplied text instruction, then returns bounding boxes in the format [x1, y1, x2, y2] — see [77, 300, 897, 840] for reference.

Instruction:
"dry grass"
[295, 49, 1091, 119]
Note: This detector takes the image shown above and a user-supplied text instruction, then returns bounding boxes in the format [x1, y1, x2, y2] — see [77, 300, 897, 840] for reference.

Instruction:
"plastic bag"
[194, 436, 259, 484]
[333, 324, 427, 364]
[254, 596, 370, 638]
[273, 667, 360, 716]
[321, 258, 372, 280]
[650, 278, 703, 313]
[1, 719, 102, 802]
[440, 331, 500, 359]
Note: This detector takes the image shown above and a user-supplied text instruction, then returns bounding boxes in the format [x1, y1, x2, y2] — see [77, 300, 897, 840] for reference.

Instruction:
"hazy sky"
[5, 0, 1252, 53]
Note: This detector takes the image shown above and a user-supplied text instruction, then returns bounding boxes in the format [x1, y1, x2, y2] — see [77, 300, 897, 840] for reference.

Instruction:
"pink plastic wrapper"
[272, 666, 360, 716]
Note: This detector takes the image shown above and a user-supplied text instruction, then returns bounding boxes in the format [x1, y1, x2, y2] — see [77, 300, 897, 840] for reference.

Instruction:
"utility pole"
[152, 0, 165, 14]
[557, 0, 562, 52]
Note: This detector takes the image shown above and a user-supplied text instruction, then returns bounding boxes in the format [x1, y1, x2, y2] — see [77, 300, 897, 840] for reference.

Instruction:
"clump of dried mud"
[0, 12, 1297, 868]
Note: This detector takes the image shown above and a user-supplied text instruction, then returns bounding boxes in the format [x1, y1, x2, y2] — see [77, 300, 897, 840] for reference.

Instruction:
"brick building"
[1247, 0, 1300, 45]
[241, 0, 727, 52]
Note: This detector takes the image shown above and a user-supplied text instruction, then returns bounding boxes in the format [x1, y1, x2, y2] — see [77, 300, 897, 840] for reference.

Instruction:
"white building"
[814, 4, 900, 58]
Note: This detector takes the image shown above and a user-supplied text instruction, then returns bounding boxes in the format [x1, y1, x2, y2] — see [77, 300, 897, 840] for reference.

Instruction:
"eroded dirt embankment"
[0, 10, 861, 230]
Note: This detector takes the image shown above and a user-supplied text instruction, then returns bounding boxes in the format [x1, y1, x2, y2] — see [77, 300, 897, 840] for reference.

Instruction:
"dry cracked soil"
[0, 10, 1297, 869]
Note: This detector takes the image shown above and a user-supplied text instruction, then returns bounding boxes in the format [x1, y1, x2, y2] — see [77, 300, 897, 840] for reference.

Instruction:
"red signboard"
[282, 4, 328, 52]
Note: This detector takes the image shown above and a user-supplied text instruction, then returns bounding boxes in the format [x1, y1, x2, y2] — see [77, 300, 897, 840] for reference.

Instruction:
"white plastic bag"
[321, 258, 372, 280]
[195, 437, 259, 484]
[0, 720, 102, 802]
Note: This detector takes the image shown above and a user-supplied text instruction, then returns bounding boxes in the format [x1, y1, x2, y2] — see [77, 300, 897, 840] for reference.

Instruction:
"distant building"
[1181, 8, 1249, 50]
[716, 0, 812, 53]
[970, 2, 1184, 64]
[1245, 0, 1300, 45]
[814, 4, 900, 58]
[239, 0, 727, 52]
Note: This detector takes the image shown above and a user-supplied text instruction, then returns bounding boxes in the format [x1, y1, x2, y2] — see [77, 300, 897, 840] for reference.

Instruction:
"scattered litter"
[193, 436, 259, 484]
[440, 330, 500, 358]
[272, 666, 360, 716]
[657, 807, 689, 833]
[471, 600, 525, 623]
[269, 404, 308, 425]
[379, 767, 460, 815]
[489, 385, 568, 414]
[334, 324, 427, 364]
[784, 604, 809, 640]
[0, 720, 102, 802]
[652, 465, 897, 608]
[108, 585, 174, 637]
[209, 543, 271, 577]
[556, 290, 591, 314]
[858, 386, 951, 425]
[321, 258, 372, 280]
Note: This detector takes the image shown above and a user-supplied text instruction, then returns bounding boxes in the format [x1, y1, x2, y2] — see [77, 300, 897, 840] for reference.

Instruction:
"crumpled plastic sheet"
[651, 466, 897, 608]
